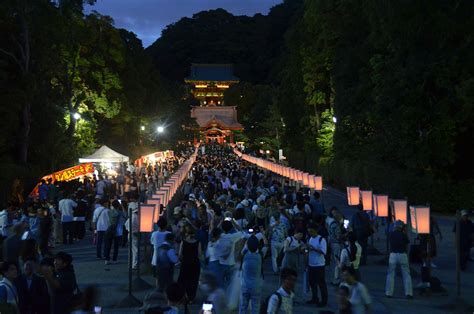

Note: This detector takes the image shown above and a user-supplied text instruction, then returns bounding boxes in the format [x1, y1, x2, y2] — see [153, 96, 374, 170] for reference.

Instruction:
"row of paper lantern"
[139, 148, 199, 232]
[347, 187, 430, 234]
[234, 149, 323, 191]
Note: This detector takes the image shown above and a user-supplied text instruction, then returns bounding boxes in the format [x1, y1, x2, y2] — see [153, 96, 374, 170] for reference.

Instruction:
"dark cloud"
[86, 0, 282, 47]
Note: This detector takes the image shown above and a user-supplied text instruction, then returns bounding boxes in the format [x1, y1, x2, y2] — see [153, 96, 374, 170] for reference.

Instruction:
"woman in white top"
[206, 228, 222, 276]
[339, 233, 362, 281]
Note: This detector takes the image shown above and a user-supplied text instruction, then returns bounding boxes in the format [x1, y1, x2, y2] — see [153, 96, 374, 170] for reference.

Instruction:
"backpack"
[240, 249, 264, 279]
[157, 243, 172, 267]
[318, 236, 331, 266]
[276, 237, 294, 268]
[260, 292, 282, 314]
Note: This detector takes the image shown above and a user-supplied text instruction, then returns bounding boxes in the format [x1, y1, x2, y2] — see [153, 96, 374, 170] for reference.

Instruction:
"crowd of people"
[0, 143, 473, 314]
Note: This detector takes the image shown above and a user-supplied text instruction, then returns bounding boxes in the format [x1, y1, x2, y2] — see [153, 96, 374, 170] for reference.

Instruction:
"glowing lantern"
[392, 200, 408, 224]
[303, 173, 310, 186]
[373, 195, 388, 217]
[147, 198, 161, 223]
[347, 187, 360, 205]
[314, 176, 323, 191]
[360, 190, 373, 211]
[139, 204, 155, 232]
[410, 206, 430, 234]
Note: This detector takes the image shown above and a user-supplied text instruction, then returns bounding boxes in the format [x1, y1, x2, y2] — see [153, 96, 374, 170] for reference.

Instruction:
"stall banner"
[29, 163, 94, 198]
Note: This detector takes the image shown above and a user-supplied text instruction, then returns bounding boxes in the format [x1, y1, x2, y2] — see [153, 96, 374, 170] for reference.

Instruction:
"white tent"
[79, 145, 129, 163]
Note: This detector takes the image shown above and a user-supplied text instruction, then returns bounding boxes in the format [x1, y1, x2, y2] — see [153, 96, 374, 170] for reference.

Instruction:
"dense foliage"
[148, 0, 473, 211]
[0, 0, 176, 201]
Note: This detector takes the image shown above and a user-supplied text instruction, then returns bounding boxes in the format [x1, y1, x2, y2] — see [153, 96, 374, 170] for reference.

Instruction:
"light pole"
[157, 126, 164, 133]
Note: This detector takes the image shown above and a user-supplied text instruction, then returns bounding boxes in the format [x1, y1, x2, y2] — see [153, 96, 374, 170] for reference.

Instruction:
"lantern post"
[133, 203, 154, 290]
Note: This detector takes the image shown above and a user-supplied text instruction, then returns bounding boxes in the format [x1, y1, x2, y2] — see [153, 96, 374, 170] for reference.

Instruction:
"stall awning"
[79, 145, 129, 163]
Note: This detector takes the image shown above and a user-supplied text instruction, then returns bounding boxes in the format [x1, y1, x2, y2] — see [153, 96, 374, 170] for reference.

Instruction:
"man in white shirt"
[306, 223, 328, 307]
[58, 194, 77, 245]
[267, 267, 297, 314]
[341, 266, 372, 314]
[92, 199, 110, 259]
[216, 219, 244, 289]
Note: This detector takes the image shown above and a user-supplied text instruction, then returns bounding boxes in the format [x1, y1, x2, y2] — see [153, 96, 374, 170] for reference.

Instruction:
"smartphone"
[118, 199, 122, 204]
[248, 228, 254, 233]
[224, 217, 232, 221]
[202, 301, 213, 314]
[343, 219, 349, 229]
[94, 306, 102, 314]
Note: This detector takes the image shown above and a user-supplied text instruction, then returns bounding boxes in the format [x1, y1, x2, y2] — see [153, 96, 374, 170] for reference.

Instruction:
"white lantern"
[139, 204, 155, 232]
[360, 190, 373, 211]
[373, 195, 389, 217]
[409, 206, 430, 234]
[392, 200, 408, 224]
[347, 187, 360, 205]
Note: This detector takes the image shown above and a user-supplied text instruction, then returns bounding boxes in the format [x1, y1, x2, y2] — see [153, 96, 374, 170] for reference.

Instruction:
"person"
[38, 180, 49, 202]
[38, 207, 53, 257]
[92, 199, 110, 260]
[350, 205, 372, 266]
[178, 225, 202, 303]
[104, 200, 123, 265]
[155, 233, 179, 292]
[215, 219, 244, 289]
[341, 266, 372, 314]
[199, 272, 228, 314]
[306, 223, 328, 307]
[151, 218, 172, 269]
[16, 260, 50, 314]
[385, 220, 413, 299]
[453, 209, 473, 271]
[58, 194, 77, 245]
[239, 233, 268, 314]
[337, 285, 352, 314]
[158, 282, 187, 314]
[309, 191, 325, 219]
[206, 228, 222, 275]
[329, 210, 346, 285]
[125, 199, 139, 269]
[3, 224, 23, 266]
[72, 191, 87, 241]
[267, 267, 297, 314]
[339, 233, 362, 281]
[269, 212, 288, 274]
[42, 252, 78, 314]
[420, 216, 442, 268]
[0, 262, 20, 312]
[281, 229, 304, 272]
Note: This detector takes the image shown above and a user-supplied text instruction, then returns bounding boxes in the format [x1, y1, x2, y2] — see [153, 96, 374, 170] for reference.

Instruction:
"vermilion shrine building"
[186, 64, 243, 144]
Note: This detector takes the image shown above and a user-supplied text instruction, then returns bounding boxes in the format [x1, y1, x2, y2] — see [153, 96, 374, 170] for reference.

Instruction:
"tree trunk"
[17, 102, 31, 164]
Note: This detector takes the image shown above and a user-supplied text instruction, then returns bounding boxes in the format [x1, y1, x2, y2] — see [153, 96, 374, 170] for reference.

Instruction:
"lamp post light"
[332, 116, 337, 123]
[140, 125, 145, 131]
[157, 126, 164, 133]
[73, 112, 81, 120]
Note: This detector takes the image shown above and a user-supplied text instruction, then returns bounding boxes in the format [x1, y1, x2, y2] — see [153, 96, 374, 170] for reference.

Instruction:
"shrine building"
[185, 64, 243, 144]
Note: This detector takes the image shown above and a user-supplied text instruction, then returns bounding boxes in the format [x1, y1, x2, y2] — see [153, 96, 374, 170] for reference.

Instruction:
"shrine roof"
[191, 106, 243, 130]
[185, 64, 239, 83]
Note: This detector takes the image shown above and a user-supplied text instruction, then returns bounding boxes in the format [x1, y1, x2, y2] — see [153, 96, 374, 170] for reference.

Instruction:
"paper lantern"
[410, 206, 430, 234]
[139, 204, 155, 232]
[303, 173, 310, 186]
[373, 195, 388, 217]
[360, 190, 373, 211]
[392, 200, 407, 224]
[147, 198, 161, 223]
[314, 176, 323, 191]
[347, 187, 360, 205]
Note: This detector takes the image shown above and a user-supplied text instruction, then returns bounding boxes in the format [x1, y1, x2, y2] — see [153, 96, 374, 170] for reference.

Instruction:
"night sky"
[86, 0, 283, 47]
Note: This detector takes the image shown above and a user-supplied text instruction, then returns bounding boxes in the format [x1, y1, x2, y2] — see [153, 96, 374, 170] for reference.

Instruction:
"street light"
[73, 112, 81, 120]
[157, 126, 164, 133]
[332, 116, 337, 123]
[140, 126, 145, 131]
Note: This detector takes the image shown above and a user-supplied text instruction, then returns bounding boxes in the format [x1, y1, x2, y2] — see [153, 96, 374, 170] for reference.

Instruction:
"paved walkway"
[57, 186, 474, 313]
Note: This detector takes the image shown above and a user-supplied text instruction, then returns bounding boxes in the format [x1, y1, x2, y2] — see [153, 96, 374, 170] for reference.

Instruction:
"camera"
[202, 301, 213, 314]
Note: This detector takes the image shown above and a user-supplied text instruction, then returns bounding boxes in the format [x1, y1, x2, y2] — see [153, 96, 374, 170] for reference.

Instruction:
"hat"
[393, 220, 404, 229]
[188, 194, 196, 200]
[461, 209, 470, 216]
[173, 206, 182, 215]
[241, 199, 250, 207]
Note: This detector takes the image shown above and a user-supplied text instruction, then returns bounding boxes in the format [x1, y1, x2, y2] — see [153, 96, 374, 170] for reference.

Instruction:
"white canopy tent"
[79, 145, 129, 163]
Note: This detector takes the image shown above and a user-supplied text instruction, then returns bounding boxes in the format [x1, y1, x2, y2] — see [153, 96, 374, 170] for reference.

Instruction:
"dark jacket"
[52, 265, 77, 314]
[3, 234, 22, 264]
[16, 274, 50, 314]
